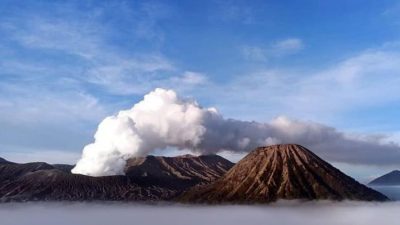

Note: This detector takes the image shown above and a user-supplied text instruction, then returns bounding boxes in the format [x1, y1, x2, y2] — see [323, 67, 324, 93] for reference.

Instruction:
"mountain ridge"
[0, 154, 233, 202]
[0, 145, 389, 203]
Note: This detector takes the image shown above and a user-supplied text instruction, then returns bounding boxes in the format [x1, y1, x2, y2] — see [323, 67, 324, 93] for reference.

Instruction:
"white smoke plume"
[72, 88, 400, 176]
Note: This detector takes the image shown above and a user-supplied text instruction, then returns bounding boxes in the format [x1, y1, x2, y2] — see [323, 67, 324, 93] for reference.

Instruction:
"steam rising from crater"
[72, 88, 400, 176]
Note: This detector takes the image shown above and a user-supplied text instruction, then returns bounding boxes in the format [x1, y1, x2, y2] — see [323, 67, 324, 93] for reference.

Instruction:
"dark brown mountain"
[125, 154, 233, 185]
[52, 164, 74, 173]
[0, 155, 233, 202]
[0, 162, 54, 182]
[179, 144, 388, 203]
[369, 170, 400, 186]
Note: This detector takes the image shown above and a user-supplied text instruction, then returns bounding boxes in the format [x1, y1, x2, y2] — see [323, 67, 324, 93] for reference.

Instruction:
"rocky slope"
[179, 144, 388, 203]
[125, 154, 233, 185]
[0, 155, 233, 202]
[369, 170, 400, 186]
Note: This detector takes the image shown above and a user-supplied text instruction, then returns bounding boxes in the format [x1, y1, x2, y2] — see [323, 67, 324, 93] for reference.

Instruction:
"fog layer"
[1, 201, 399, 225]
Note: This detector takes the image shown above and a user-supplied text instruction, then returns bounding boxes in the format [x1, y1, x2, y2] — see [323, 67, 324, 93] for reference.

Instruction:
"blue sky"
[1, 0, 400, 179]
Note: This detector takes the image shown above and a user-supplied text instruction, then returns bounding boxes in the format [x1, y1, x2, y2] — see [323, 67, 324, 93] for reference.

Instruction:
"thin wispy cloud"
[0, 2, 180, 155]
[212, 0, 256, 24]
[225, 42, 400, 123]
[1, 0, 400, 182]
[273, 38, 304, 55]
[241, 46, 268, 61]
[241, 38, 304, 61]
[382, 2, 400, 25]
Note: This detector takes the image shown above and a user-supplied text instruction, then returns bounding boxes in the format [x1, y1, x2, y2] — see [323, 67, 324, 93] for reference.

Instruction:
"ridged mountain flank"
[179, 144, 388, 203]
[125, 154, 234, 185]
[0, 155, 233, 202]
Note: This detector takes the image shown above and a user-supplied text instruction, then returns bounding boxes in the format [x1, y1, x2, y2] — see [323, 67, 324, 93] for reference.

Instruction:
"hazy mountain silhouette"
[369, 170, 400, 186]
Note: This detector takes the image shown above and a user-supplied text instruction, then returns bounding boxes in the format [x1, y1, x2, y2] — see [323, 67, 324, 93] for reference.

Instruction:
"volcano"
[0, 155, 233, 202]
[179, 144, 388, 203]
[369, 170, 400, 186]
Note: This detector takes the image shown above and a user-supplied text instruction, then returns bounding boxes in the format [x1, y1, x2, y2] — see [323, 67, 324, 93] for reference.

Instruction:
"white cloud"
[177, 71, 208, 85]
[0, 80, 108, 155]
[2, 1, 400, 177]
[0, 80, 106, 123]
[224, 42, 400, 122]
[0, 2, 213, 157]
[273, 38, 304, 53]
[213, 0, 255, 24]
[241, 38, 304, 61]
[292, 49, 400, 115]
[84, 54, 176, 95]
[73, 88, 400, 176]
[241, 46, 267, 61]
[0, 3, 182, 96]
[165, 71, 209, 91]
[72, 88, 209, 175]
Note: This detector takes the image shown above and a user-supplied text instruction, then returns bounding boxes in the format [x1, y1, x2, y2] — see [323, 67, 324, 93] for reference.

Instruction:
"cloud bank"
[1, 201, 400, 225]
[72, 88, 400, 176]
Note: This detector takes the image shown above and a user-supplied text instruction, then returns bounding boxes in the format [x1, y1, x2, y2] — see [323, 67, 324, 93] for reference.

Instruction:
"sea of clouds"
[1, 201, 399, 225]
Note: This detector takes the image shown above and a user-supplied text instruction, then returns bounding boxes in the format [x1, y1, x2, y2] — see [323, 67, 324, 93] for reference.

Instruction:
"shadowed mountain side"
[0, 170, 184, 202]
[125, 154, 234, 185]
[0, 155, 233, 202]
[52, 164, 74, 173]
[369, 170, 400, 186]
[0, 161, 55, 182]
[0, 157, 15, 164]
[179, 144, 388, 203]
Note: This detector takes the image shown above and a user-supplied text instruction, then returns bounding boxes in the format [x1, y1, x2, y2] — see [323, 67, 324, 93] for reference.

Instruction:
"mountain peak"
[253, 144, 313, 156]
[369, 170, 400, 186]
[180, 144, 388, 203]
[257, 143, 305, 149]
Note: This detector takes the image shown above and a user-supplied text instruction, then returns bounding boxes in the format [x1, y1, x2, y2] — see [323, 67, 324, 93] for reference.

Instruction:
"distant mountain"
[179, 144, 388, 203]
[0, 155, 233, 202]
[369, 170, 400, 186]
